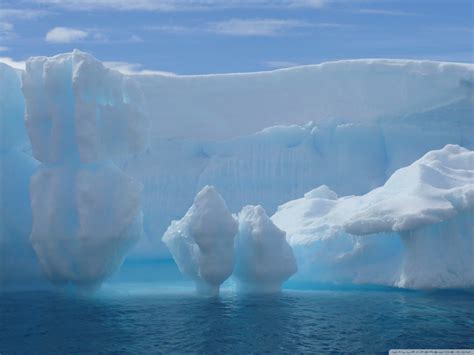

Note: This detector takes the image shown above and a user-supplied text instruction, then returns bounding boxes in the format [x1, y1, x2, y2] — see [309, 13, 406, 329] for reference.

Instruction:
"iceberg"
[19, 51, 147, 290]
[1, 50, 473, 291]
[162, 186, 238, 295]
[234, 205, 297, 292]
[272, 145, 474, 289]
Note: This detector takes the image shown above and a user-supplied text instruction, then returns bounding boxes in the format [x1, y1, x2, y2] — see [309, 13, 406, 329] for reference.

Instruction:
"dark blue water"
[1, 287, 473, 353]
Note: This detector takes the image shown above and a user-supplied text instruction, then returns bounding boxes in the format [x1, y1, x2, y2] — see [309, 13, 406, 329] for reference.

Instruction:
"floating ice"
[234, 205, 297, 292]
[162, 186, 238, 295]
[272, 145, 474, 289]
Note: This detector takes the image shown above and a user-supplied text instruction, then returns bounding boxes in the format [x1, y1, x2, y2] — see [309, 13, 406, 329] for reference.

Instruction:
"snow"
[272, 145, 474, 289]
[162, 186, 238, 295]
[234, 205, 297, 292]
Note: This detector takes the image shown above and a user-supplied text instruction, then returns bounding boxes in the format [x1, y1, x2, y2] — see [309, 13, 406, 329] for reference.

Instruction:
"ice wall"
[136, 59, 472, 140]
[106, 57, 470, 257]
[21, 51, 147, 290]
[0, 63, 43, 289]
[272, 145, 474, 289]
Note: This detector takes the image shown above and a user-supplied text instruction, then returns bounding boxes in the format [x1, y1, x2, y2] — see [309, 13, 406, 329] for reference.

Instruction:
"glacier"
[0, 50, 473, 291]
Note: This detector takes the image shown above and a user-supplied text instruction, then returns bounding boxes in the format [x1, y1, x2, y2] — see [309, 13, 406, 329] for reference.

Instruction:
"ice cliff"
[1, 50, 473, 291]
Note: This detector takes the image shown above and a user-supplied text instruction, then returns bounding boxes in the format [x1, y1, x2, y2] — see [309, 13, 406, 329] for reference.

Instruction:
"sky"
[0, 0, 472, 75]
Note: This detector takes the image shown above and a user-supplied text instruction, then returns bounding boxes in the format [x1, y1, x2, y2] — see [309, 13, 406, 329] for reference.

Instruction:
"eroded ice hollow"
[1, 50, 473, 291]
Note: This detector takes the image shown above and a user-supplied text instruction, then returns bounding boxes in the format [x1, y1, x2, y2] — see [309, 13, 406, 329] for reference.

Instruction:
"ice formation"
[234, 205, 297, 292]
[0, 63, 43, 288]
[1, 50, 473, 291]
[162, 186, 238, 295]
[272, 145, 474, 289]
[20, 51, 146, 290]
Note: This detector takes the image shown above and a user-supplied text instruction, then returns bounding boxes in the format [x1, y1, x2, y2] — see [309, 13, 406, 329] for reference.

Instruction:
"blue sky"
[0, 0, 472, 74]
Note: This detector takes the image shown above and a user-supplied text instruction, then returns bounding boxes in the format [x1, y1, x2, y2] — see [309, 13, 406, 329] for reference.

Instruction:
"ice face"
[18, 52, 148, 291]
[234, 205, 297, 293]
[162, 186, 238, 295]
[30, 163, 143, 291]
[0, 63, 26, 151]
[21, 50, 149, 164]
[272, 145, 474, 289]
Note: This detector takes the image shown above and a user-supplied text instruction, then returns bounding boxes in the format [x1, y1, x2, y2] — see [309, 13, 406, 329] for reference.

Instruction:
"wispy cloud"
[104, 61, 176, 75]
[147, 18, 347, 36]
[357, 9, 416, 16]
[264, 60, 300, 69]
[207, 18, 311, 36]
[45, 27, 89, 43]
[29, 0, 328, 11]
[0, 8, 51, 19]
[0, 46, 8, 52]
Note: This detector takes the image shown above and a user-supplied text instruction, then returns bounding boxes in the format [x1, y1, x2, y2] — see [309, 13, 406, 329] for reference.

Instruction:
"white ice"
[234, 205, 297, 293]
[162, 186, 238, 295]
[272, 145, 474, 289]
[1, 51, 473, 291]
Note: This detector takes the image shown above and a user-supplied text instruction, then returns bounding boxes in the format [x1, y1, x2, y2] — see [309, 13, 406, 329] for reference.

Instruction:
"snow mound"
[272, 145, 474, 289]
[162, 186, 238, 295]
[234, 205, 297, 292]
[22, 50, 149, 164]
[30, 164, 143, 291]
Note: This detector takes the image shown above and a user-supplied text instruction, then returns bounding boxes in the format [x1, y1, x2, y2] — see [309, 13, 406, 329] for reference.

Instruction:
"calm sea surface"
[1, 285, 473, 353]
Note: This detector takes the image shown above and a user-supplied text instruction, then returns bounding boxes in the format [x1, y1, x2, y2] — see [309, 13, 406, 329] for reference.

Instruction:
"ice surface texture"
[30, 164, 143, 290]
[22, 50, 149, 164]
[163, 186, 238, 295]
[20, 51, 147, 290]
[272, 145, 474, 289]
[235, 205, 297, 292]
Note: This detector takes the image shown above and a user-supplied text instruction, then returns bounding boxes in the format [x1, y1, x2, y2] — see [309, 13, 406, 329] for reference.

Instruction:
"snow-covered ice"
[162, 186, 238, 295]
[272, 145, 474, 289]
[234, 205, 297, 292]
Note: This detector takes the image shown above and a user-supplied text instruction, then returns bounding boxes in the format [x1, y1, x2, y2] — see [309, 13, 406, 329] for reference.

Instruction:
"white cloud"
[207, 18, 311, 36]
[0, 46, 8, 52]
[45, 27, 88, 43]
[104, 61, 175, 76]
[264, 60, 300, 69]
[29, 0, 329, 11]
[0, 56, 26, 70]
